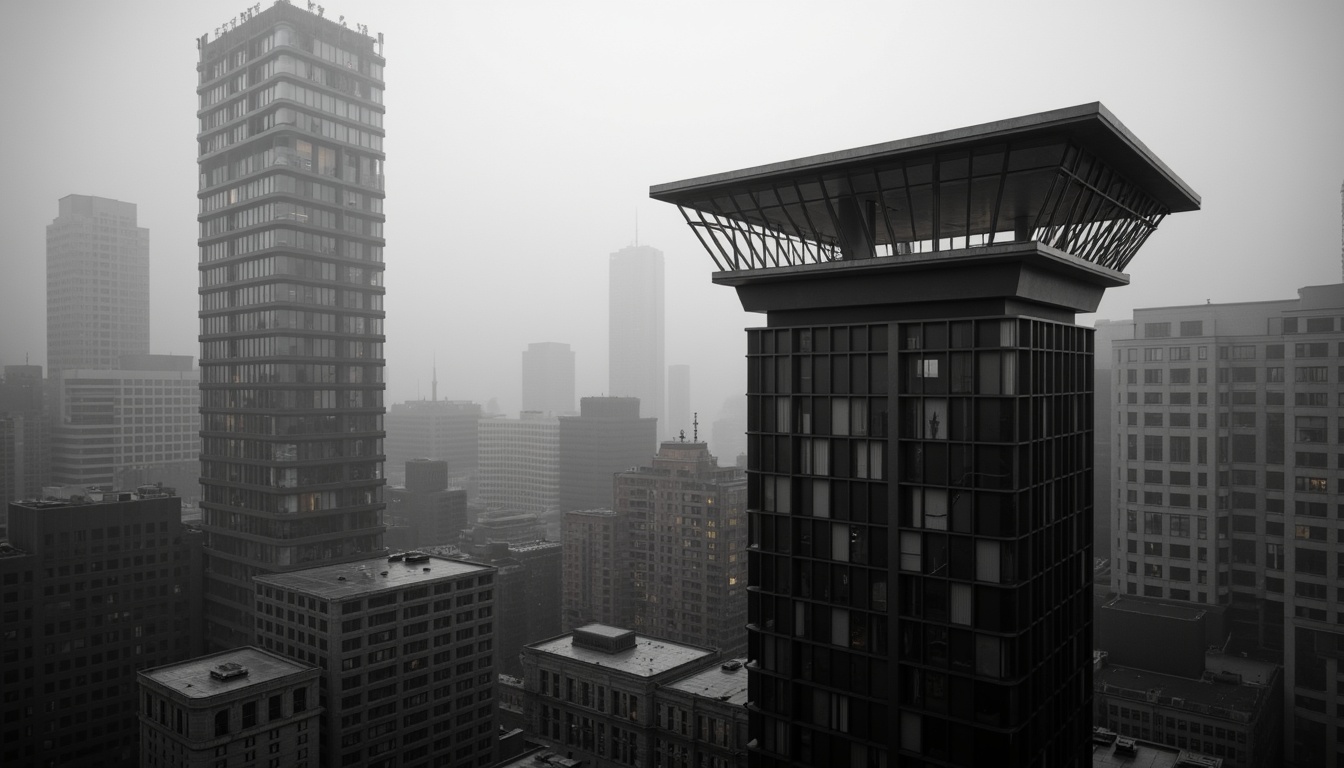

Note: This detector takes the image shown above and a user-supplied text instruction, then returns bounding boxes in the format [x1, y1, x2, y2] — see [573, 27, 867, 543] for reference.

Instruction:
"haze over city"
[0, 0, 1340, 420]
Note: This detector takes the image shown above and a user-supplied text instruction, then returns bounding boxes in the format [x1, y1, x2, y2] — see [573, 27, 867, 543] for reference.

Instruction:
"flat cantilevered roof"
[651, 103, 1199, 275]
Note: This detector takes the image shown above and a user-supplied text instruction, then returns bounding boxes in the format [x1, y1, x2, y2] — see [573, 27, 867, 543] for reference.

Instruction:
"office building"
[558, 397, 656, 512]
[196, 4, 388, 648]
[461, 540, 563, 676]
[618, 441, 747, 655]
[650, 103, 1201, 766]
[385, 399, 482, 492]
[1108, 283, 1344, 767]
[609, 245, 665, 429]
[667, 364, 691, 439]
[522, 342, 576, 417]
[386, 459, 468, 548]
[562, 508, 627, 631]
[480, 412, 559, 516]
[0, 365, 51, 506]
[520, 624, 718, 768]
[254, 555, 498, 768]
[464, 511, 547, 546]
[1, 488, 202, 767]
[138, 646, 321, 768]
[50, 354, 199, 492]
[46, 194, 150, 374]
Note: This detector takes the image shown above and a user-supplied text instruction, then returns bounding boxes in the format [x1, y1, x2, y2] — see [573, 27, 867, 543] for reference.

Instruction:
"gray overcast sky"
[2, 0, 1341, 423]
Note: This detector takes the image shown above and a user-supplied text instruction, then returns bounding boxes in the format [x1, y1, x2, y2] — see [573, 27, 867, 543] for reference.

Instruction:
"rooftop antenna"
[693, 412, 699, 443]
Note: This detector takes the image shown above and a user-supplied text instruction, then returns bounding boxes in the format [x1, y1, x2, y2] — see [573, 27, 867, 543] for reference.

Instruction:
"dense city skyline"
[1, 1, 1342, 421]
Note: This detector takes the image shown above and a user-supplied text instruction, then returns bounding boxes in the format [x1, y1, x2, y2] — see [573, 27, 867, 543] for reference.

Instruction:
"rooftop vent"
[405, 551, 430, 563]
[572, 625, 637, 654]
[388, 552, 405, 562]
[1091, 727, 1118, 746]
[721, 660, 743, 672]
[1114, 737, 1138, 756]
[210, 662, 249, 682]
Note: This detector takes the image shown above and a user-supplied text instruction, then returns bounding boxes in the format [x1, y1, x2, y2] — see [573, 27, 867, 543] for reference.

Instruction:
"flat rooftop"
[529, 632, 714, 679]
[1096, 665, 1266, 716]
[140, 646, 314, 700]
[665, 659, 749, 706]
[1103, 596, 1206, 621]
[1091, 737, 1217, 768]
[255, 555, 491, 600]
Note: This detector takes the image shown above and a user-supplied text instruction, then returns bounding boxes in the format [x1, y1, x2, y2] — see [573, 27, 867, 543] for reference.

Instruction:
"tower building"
[609, 245, 665, 430]
[617, 441, 747, 655]
[1109, 283, 1344, 768]
[651, 103, 1200, 767]
[522, 342, 576, 416]
[46, 195, 150, 374]
[196, 4, 388, 648]
[558, 396, 656, 512]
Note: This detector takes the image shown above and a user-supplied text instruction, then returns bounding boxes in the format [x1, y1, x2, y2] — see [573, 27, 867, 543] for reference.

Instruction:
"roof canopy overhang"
[650, 103, 1199, 276]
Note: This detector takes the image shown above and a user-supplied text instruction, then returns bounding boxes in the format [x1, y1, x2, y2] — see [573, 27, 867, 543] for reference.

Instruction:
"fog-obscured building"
[522, 342, 575, 417]
[386, 399, 482, 491]
[480, 412, 558, 516]
[386, 459, 467, 549]
[46, 194, 149, 374]
[0, 365, 51, 509]
[558, 397, 655, 512]
[51, 355, 199, 494]
[609, 245, 665, 432]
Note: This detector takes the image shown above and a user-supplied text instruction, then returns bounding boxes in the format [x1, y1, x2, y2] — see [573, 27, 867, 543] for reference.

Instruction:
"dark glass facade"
[196, 5, 387, 647]
[746, 316, 1095, 767]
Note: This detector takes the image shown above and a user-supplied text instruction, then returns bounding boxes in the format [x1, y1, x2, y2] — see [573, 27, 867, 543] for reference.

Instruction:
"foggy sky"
[2, 0, 1341, 422]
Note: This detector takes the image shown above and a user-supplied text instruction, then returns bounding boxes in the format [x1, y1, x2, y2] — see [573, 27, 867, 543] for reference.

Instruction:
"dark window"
[1145, 323, 1171, 338]
[1179, 321, 1203, 337]
[215, 709, 229, 737]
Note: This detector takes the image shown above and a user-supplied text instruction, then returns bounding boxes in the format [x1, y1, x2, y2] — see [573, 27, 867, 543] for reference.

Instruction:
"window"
[1144, 369, 1163, 385]
[1296, 366, 1328, 383]
[1295, 476, 1328, 493]
[1230, 367, 1256, 383]
[1144, 348, 1164, 362]
[1229, 345, 1255, 360]
[1169, 347, 1191, 361]
[1144, 412, 1163, 427]
[1143, 392, 1163, 405]
[1179, 321, 1203, 337]
[1170, 412, 1191, 427]
[1144, 435, 1163, 462]
[1169, 368, 1190, 384]
[1296, 416, 1326, 443]
[1295, 342, 1329, 357]
[1144, 512, 1163, 535]
[1145, 323, 1171, 338]
[1169, 516, 1190, 538]
[1170, 437, 1191, 463]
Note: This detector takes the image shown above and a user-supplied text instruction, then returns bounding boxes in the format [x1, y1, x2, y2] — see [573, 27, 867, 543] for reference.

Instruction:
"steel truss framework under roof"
[651, 103, 1200, 276]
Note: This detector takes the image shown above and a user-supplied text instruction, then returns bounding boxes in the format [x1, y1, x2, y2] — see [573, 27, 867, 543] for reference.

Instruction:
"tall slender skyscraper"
[196, 5, 387, 647]
[522, 341, 575, 416]
[652, 104, 1200, 767]
[46, 195, 149, 374]
[609, 245, 665, 430]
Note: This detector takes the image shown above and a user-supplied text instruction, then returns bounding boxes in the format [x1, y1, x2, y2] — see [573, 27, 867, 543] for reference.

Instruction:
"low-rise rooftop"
[1095, 665, 1267, 720]
[255, 555, 491, 600]
[665, 659, 749, 706]
[140, 646, 315, 700]
[529, 628, 714, 679]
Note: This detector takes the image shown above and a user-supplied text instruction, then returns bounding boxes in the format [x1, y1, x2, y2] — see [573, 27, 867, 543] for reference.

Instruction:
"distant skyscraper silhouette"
[196, 4, 388, 648]
[522, 341, 576, 416]
[46, 195, 149, 374]
[609, 245, 665, 432]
